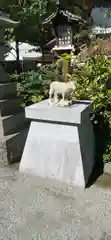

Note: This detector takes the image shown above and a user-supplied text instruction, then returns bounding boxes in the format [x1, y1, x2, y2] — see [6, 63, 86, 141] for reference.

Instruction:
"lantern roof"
[0, 10, 19, 28]
[43, 1, 87, 25]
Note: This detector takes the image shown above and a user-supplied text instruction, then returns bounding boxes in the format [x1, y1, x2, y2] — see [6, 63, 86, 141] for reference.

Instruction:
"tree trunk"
[15, 38, 19, 62]
[42, 47, 44, 65]
[15, 37, 20, 73]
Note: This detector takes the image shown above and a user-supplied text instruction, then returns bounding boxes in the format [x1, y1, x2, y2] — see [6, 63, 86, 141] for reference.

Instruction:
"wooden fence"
[3, 53, 53, 74]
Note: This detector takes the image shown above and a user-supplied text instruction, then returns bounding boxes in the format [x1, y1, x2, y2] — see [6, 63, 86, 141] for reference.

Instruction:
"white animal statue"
[48, 81, 76, 106]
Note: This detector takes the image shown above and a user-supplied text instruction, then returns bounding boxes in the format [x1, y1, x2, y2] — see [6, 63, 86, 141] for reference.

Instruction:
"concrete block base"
[19, 100, 95, 188]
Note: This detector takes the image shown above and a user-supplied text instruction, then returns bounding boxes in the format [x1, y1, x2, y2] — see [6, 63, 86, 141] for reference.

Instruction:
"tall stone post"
[0, 12, 29, 165]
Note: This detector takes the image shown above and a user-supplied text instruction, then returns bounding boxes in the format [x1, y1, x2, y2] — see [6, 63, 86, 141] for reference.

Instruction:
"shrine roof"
[43, 8, 87, 25]
[0, 11, 19, 28]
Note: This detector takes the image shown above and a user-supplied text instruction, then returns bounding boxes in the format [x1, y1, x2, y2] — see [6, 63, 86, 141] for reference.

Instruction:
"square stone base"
[19, 100, 95, 188]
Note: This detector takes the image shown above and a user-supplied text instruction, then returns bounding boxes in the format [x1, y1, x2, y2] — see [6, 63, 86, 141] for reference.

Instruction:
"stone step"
[2, 111, 30, 135]
[0, 97, 23, 116]
[104, 162, 111, 174]
[0, 82, 17, 100]
[0, 127, 29, 164]
[0, 65, 9, 82]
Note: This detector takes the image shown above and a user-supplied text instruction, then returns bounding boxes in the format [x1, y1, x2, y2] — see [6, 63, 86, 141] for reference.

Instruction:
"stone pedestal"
[19, 100, 95, 188]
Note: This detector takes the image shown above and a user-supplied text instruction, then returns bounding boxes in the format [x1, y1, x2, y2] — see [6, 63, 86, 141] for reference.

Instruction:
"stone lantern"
[43, 0, 87, 57]
[0, 11, 19, 62]
[0, 11, 29, 165]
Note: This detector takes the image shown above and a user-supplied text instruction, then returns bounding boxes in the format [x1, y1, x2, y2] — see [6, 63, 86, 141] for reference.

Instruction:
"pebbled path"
[0, 163, 111, 240]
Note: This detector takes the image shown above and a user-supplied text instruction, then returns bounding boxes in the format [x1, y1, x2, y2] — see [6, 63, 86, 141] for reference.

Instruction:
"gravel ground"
[0, 164, 111, 240]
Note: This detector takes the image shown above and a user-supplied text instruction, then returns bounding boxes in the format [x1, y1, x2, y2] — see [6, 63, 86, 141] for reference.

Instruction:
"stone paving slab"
[1, 164, 111, 240]
[104, 162, 111, 174]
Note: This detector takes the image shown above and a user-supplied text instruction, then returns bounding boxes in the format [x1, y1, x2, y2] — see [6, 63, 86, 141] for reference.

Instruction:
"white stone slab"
[19, 100, 95, 188]
[25, 99, 92, 124]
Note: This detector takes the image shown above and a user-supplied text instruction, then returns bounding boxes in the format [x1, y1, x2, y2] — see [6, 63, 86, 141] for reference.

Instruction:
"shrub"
[57, 52, 111, 163]
[9, 63, 60, 106]
[72, 55, 111, 114]
[78, 39, 111, 61]
[71, 55, 111, 163]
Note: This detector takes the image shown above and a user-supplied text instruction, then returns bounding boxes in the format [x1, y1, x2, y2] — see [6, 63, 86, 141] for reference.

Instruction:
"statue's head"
[70, 81, 76, 90]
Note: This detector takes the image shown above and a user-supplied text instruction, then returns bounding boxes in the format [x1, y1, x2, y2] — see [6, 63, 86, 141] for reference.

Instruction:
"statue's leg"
[62, 92, 65, 102]
[54, 92, 59, 105]
[48, 88, 53, 105]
